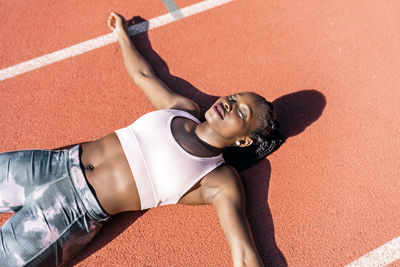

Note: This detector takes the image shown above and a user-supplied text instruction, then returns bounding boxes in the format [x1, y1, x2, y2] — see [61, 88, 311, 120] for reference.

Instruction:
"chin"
[204, 108, 212, 122]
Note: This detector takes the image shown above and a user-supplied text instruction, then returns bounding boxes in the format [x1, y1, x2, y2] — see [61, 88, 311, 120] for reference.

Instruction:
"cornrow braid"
[222, 94, 285, 171]
[248, 94, 274, 143]
[222, 122, 284, 171]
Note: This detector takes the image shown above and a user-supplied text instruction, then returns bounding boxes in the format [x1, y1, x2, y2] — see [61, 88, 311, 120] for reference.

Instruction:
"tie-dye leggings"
[0, 145, 110, 266]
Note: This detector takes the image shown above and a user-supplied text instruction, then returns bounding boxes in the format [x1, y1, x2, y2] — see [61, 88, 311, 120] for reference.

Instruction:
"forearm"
[108, 12, 200, 111]
[229, 214, 264, 267]
[216, 200, 264, 267]
[117, 30, 153, 82]
[242, 216, 264, 267]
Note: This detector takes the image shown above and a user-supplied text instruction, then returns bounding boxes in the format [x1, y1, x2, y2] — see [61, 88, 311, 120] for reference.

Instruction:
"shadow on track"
[273, 90, 326, 139]
[64, 211, 145, 266]
[63, 17, 326, 267]
[243, 90, 326, 266]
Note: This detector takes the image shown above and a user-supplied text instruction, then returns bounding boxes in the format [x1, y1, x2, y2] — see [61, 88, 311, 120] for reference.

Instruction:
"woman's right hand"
[108, 12, 128, 37]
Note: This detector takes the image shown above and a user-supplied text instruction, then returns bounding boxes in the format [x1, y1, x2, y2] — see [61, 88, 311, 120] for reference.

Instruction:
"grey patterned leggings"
[0, 145, 109, 267]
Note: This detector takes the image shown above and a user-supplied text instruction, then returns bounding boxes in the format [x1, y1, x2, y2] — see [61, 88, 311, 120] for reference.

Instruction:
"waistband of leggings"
[66, 145, 110, 222]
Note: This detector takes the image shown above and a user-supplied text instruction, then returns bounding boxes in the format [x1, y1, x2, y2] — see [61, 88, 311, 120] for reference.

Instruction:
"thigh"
[0, 149, 67, 213]
[0, 173, 103, 267]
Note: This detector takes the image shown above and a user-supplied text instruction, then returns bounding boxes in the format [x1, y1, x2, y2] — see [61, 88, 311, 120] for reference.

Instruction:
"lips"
[213, 103, 224, 119]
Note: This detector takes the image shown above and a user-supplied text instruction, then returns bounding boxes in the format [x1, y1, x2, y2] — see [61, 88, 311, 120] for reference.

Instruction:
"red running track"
[1, 0, 400, 266]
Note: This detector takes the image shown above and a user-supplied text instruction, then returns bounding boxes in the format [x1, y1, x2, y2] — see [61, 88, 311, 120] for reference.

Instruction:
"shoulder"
[205, 164, 240, 183]
[170, 100, 201, 119]
[201, 165, 245, 205]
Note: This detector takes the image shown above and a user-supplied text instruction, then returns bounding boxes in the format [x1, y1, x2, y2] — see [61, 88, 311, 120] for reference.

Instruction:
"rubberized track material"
[1, 0, 400, 266]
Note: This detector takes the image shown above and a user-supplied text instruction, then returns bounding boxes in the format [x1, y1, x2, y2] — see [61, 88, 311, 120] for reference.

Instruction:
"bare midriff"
[79, 118, 213, 215]
[80, 133, 141, 215]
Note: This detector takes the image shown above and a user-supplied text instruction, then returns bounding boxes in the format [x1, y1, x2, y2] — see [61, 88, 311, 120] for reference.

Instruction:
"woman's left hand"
[107, 12, 128, 37]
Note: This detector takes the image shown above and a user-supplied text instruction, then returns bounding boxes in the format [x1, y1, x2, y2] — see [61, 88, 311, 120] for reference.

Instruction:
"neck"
[193, 122, 230, 153]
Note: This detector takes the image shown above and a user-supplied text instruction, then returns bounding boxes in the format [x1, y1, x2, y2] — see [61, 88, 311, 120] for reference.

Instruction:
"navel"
[86, 164, 95, 171]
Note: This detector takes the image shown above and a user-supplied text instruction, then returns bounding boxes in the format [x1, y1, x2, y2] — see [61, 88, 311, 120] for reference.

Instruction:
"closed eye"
[239, 108, 248, 119]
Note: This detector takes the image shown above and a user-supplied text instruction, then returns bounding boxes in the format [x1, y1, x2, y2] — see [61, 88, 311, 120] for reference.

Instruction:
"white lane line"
[345, 235, 400, 267]
[0, 0, 235, 82]
[162, 0, 183, 19]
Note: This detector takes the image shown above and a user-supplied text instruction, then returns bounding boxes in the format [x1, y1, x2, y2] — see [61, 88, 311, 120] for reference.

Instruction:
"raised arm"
[206, 166, 264, 267]
[107, 12, 200, 116]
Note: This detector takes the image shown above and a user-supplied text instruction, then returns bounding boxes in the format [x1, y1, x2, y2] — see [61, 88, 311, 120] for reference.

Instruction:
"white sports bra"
[115, 109, 225, 210]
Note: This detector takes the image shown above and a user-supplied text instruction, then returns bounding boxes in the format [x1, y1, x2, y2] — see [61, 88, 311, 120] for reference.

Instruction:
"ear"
[236, 137, 253, 147]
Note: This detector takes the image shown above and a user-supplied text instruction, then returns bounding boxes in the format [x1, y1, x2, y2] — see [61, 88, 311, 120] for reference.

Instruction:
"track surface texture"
[1, 0, 400, 266]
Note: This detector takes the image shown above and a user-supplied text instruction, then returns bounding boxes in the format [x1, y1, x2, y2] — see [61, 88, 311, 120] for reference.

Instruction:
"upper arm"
[206, 166, 263, 267]
[133, 72, 200, 117]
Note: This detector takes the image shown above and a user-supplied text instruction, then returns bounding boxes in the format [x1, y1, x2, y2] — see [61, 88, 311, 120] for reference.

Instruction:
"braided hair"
[222, 94, 285, 171]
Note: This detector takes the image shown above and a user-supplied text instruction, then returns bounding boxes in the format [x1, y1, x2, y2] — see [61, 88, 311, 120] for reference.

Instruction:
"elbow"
[236, 257, 263, 267]
[131, 72, 142, 85]
[243, 255, 264, 267]
[131, 68, 154, 85]
[234, 247, 264, 267]
[131, 72, 147, 86]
